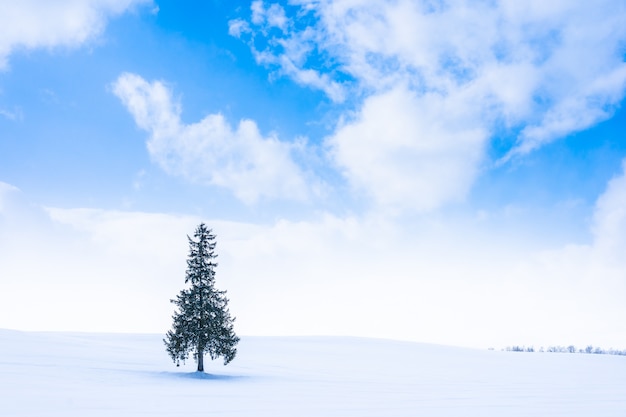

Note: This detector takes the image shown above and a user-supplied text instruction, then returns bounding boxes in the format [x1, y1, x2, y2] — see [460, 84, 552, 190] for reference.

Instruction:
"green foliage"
[164, 223, 239, 369]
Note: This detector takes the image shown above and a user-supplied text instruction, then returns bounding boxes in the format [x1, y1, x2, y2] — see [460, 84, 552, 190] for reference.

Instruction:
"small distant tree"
[164, 223, 239, 372]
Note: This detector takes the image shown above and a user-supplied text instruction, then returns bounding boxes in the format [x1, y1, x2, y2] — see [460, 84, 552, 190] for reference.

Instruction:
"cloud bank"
[232, 0, 626, 211]
[1, 176, 625, 347]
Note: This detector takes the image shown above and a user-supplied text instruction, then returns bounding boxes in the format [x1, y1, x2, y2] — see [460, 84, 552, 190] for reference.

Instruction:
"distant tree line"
[502, 345, 626, 356]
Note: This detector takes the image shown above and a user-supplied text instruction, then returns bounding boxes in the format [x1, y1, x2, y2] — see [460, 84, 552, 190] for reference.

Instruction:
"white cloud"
[329, 85, 487, 210]
[316, 0, 626, 139]
[228, 19, 250, 38]
[274, 54, 346, 102]
[111, 72, 312, 203]
[249, 1, 288, 31]
[250, 0, 265, 26]
[0, 0, 152, 70]
[234, 0, 626, 211]
[296, 0, 626, 129]
[591, 160, 626, 262]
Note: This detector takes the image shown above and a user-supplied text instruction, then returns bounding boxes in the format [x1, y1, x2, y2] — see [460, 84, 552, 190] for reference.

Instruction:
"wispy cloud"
[229, 2, 346, 102]
[0, 106, 22, 121]
[0, 0, 153, 70]
[112, 72, 313, 204]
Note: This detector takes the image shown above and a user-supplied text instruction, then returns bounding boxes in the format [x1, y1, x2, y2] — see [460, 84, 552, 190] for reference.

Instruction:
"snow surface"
[1, 329, 625, 416]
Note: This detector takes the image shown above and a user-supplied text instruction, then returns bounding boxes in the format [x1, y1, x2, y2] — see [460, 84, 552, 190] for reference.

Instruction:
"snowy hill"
[1, 329, 625, 416]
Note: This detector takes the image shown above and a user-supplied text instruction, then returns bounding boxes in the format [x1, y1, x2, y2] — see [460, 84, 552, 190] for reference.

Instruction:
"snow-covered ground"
[1, 329, 625, 416]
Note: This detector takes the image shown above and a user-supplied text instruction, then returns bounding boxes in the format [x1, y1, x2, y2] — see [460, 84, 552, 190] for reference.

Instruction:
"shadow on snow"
[158, 371, 247, 381]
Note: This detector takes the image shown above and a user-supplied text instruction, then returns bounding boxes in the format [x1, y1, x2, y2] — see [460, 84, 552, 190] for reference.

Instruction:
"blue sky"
[1, 1, 626, 349]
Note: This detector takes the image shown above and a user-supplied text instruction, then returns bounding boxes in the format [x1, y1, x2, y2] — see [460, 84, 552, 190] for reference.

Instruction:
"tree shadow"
[158, 371, 248, 381]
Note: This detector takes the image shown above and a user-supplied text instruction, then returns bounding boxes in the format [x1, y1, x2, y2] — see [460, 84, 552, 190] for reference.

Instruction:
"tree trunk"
[197, 347, 204, 372]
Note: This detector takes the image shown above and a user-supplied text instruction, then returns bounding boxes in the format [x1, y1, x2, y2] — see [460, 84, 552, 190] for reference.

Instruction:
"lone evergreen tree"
[164, 223, 239, 372]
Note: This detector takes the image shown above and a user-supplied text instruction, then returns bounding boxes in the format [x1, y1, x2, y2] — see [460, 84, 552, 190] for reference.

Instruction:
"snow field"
[1, 330, 625, 416]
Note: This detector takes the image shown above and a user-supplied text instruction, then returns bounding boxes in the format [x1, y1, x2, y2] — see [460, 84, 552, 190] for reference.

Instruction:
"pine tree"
[164, 223, 239, 372]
